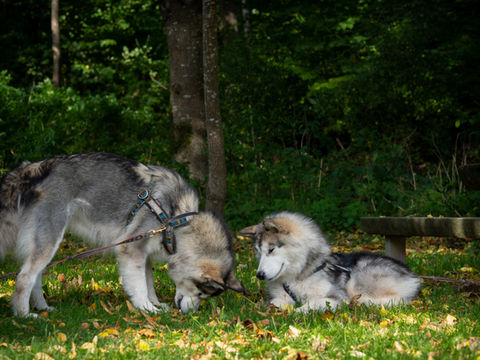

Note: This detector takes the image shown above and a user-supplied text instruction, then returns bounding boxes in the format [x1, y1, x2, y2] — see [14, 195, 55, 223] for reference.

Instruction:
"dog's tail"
[0, 159, 56, 211]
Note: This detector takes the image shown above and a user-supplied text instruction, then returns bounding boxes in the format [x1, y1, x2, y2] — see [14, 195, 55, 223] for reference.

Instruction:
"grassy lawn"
[1, 231, 479, 359]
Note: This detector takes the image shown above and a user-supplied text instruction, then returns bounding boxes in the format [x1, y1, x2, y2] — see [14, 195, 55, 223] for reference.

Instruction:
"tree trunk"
[161, 0, 207, 183]
[51, 0, 60, 87]
[203, 0, 226, 214]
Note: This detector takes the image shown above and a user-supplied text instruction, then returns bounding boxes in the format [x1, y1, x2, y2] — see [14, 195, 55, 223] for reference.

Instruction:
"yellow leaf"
[88, 303, 97, 312]
[380, 305, 388, 316]
[379, 320, 390, 327]
[282, 303, 294, 314]
[137, 340, 150, 351]
[98, 328, 119, 338]
[421, 289, 431, 296]
[321, 313, 334, 321]
[460, 266, 474, 273]
[57, 332, 67, 342]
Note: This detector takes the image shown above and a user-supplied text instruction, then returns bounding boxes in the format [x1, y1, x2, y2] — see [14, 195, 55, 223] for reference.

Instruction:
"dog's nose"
[256, 271, 266, 280]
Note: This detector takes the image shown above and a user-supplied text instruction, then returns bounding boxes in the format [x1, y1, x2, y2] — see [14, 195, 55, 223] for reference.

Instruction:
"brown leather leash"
[415, 274, 480, 286]
[0, 227, 165, 280]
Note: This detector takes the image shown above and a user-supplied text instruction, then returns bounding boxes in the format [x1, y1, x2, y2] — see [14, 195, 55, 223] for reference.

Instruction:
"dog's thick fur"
[241, 211, 420, 312]
[0, 153, 243, 317]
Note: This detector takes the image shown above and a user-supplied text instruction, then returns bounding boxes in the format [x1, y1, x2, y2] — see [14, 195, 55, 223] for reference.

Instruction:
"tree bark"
[161, 0, 207, 183]
[203, 0, 226, 214]
[51, 0, 60, 87]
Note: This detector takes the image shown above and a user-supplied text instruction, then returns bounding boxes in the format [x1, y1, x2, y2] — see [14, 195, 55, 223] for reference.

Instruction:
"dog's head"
[168, 212, 244, 313]
[240, 212, 331, 282]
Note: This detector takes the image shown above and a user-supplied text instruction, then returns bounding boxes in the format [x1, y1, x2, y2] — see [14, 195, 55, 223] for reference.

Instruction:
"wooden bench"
[360, 217, 480, 262]
[360, 163, 480, 263]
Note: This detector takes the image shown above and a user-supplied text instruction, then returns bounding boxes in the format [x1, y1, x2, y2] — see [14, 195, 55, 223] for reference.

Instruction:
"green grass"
[1, 232, 479, 359]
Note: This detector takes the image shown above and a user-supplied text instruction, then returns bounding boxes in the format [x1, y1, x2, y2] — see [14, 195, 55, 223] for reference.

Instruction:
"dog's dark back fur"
[0, 153, 145, 211]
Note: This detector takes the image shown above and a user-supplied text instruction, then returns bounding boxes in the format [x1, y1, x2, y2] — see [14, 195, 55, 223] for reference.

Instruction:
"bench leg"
[385, 235, 406, 263]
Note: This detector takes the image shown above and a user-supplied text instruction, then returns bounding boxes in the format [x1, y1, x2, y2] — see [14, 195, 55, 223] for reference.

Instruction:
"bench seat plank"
[360, 217, 480, 262]
[361, 217, 480, 239]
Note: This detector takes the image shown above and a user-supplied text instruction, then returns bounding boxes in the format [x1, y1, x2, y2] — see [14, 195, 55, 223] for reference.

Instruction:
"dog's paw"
[35, 305, 56, 312]
[270, 298, 294, 309]
[295, 304, 314, 313]
[155, 302, 170, 312]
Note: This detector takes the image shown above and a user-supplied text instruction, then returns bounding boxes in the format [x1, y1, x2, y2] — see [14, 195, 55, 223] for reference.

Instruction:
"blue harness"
[126, 178, 197, 254]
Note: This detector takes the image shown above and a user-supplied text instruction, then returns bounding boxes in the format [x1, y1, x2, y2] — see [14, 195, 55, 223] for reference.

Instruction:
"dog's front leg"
[296, 297, 343, 313]
[145, 257, 169, 311]
[116, 247, 161, 313]
[268, 281, 296, 308]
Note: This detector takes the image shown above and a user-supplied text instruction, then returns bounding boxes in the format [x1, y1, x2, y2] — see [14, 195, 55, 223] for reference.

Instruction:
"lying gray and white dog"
[0, 153, 243, 317]
[241, 211, 420, 312]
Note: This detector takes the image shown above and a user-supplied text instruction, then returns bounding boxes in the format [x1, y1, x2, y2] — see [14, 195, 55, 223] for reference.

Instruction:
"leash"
[0, 227, 165, 280]
[415, 274, 480, 286]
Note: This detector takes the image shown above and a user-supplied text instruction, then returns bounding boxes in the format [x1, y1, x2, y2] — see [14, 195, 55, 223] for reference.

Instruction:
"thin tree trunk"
[203, 0, 226, 214]
[51, 0, 60, 87]
[161, 0, 207, 183]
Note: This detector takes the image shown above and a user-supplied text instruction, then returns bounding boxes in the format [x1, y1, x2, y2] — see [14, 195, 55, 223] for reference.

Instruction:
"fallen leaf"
[136, 340, 150, 351]
[138, 329, 156, 338]
[98, 328, 119, 338]
[321, 313, 334, 321]
[349, 350, 366, 358]
[35, 352, 54, 360]
[443, 314, 457, 326]
[57, 332, 67, 342]
[81, 342, 95, 353]
[393, 341, 404, 353]
[99, 300, 113, 315]
[287, 325, 302, 338]
[126, 300, 137, 313]
[53, 345, 67, 353]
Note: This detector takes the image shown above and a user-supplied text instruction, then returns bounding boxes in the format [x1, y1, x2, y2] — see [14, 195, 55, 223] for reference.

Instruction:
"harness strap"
[283, 283, 298, 303]
[282, 261, 329, 303]
[127, 179, 198, 255]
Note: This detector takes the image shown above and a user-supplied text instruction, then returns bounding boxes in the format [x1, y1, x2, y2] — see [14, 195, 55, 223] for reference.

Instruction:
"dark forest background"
[1, 0, 479, 230]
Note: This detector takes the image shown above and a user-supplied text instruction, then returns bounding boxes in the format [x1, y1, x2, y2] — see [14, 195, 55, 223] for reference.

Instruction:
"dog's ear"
[239, 224, 258, 237]
[263, 219, 283, 233]
[225, 271, 245, 293]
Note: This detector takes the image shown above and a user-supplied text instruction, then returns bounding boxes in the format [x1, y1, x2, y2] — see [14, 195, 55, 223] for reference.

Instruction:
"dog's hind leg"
[11, 214, 67, 317]
[12, 253, 57, 318]
[30, 271, 54, 312]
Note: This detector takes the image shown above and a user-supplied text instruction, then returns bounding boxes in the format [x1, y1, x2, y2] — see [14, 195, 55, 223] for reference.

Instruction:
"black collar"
[281, 261, 352, 303]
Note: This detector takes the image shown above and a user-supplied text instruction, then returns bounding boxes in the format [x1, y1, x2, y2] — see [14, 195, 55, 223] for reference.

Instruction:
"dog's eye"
[268, 247, 275, 254]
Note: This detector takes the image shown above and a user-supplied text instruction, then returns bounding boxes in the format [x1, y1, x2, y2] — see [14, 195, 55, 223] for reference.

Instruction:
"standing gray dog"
[241, 211, 420, 312]
[0, 153, 243, 317]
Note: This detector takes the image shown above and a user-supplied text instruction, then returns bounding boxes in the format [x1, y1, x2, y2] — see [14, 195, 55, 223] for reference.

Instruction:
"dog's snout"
[256, 271, 266, 280]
